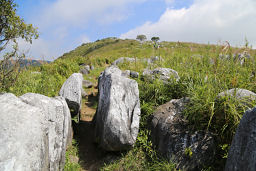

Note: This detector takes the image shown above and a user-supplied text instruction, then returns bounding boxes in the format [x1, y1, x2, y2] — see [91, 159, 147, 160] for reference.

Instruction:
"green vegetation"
[3, 37, 256, 170]
[0, 0, 38, 91]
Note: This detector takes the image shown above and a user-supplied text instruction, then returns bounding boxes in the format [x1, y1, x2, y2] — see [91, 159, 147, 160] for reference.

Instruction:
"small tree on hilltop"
[0, 0, 38, 91]
[136, 34, 147, 42]
[151, 36, 160, 43]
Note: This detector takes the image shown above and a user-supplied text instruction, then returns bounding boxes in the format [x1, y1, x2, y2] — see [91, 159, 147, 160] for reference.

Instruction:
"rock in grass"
[130, 71, 139, 78]
[112, 57, 136, 65]
[121, 70, 131, 77]
[0, 93, 72, 171]
[94, 65, 141, 151]
[225, 107, 256, 171]
[143, 67, 180, 82]
[83, 80, 93, 88]
[80, 65, 91, 75]
[59, 73, 83, 119]
[150, 98, 215, 171]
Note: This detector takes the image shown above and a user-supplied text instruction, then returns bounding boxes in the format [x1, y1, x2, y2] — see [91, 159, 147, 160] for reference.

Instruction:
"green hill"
[5, 37, 256, 170]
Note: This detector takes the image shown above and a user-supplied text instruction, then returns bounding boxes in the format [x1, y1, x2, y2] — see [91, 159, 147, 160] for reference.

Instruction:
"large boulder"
[0, 93, 72, 171]
[143, 67, 180, 82]
[94, 65, 141, 151]
[225, 107, 256, 171]
[59, 73, 83, 119]
[150, 98, 215, 171]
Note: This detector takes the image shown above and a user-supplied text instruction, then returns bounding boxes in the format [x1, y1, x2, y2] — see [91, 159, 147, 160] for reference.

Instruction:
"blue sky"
[14, 0, 256, 60]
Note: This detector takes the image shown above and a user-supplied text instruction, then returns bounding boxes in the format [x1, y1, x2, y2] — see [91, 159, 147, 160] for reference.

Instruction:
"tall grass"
[5, 38, 256, 170]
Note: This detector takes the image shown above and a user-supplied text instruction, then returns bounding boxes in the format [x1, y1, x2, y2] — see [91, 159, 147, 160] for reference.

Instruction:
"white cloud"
[20, 0, 147, 60]
[38, 0, 147, 28]
[120, 0, 256, 47]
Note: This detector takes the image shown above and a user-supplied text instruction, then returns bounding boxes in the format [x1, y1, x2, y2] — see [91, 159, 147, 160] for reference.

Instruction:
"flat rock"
[94, 65, 141, 151]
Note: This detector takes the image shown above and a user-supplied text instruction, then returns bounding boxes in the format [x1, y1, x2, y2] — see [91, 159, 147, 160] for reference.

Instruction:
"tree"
[0, 0, 38, 91]
[136, 34, 147, 42]
[151, 36, 160, 43]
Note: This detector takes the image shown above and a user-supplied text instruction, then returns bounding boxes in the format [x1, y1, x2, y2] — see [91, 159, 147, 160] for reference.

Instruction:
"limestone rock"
[121, 70, 131, 77]
[112, 57, 135, 65]
[94, 65, 141, 151]
[0, 93, 72, 171]
[0, 93, 48, 171]
[80, 65, 91, 75]
[217, 88, 256, 107]
[143, 67, 180, 82]
[225, 107, 256, 171]
[59, 73, 83, 119]
[130, 71, 139, 78]
[150, 98, 215, 170]
[83, 80, 93, 88]
[20, 93, 72, 171]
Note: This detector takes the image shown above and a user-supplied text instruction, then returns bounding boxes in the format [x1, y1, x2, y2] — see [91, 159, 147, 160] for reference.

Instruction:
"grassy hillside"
[5, 37, 256, 170]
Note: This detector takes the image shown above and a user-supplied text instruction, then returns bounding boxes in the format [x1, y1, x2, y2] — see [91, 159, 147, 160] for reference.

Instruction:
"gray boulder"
[225, 107, 256, 171]
[20, 93, 72, 171]
[83, 80, 93, 88]
[143, 67, 180, 82]
[80, 65, 91, 75]
[112, 57, 135, 65]
[0, 93, 72, 171]
[217, 88, 256, 107]
[59, 73, 83, 119]
[130, 71, 139, 78]
[0, 93, 48, 171]
[150, 98, 215, 171]
[94, 65, 141, 151]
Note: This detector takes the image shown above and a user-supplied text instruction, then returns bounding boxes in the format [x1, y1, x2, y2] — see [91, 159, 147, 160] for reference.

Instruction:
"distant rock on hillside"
[94, 65, 141, 151]
[143, 67, 180, 82]
[0, 93, 72, 171]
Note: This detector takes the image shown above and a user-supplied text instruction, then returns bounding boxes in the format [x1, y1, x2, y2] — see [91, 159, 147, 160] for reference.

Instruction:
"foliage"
[4, 37, 256, 170]
[0, 0, 38, 92]
[64, 140, 82, 171]
[136, 34, 147, 42]
[151, 36, 160, 42]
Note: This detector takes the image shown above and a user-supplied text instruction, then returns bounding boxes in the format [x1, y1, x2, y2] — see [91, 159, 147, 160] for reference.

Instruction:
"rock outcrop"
[59, 73, 83, 120]
[94, 65, 141, 151]
[225, 107, 256, 171]
[150, 98, 215, 171]
[143, 67, 180, 82]
[0, 93, 72, 171]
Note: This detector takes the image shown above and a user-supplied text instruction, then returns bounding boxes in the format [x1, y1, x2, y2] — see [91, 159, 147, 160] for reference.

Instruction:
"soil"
[74, 87, 118, 171]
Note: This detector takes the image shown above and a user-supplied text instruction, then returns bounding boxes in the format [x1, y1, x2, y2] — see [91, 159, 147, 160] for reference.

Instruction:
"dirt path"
[75, 87, 112, 171]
